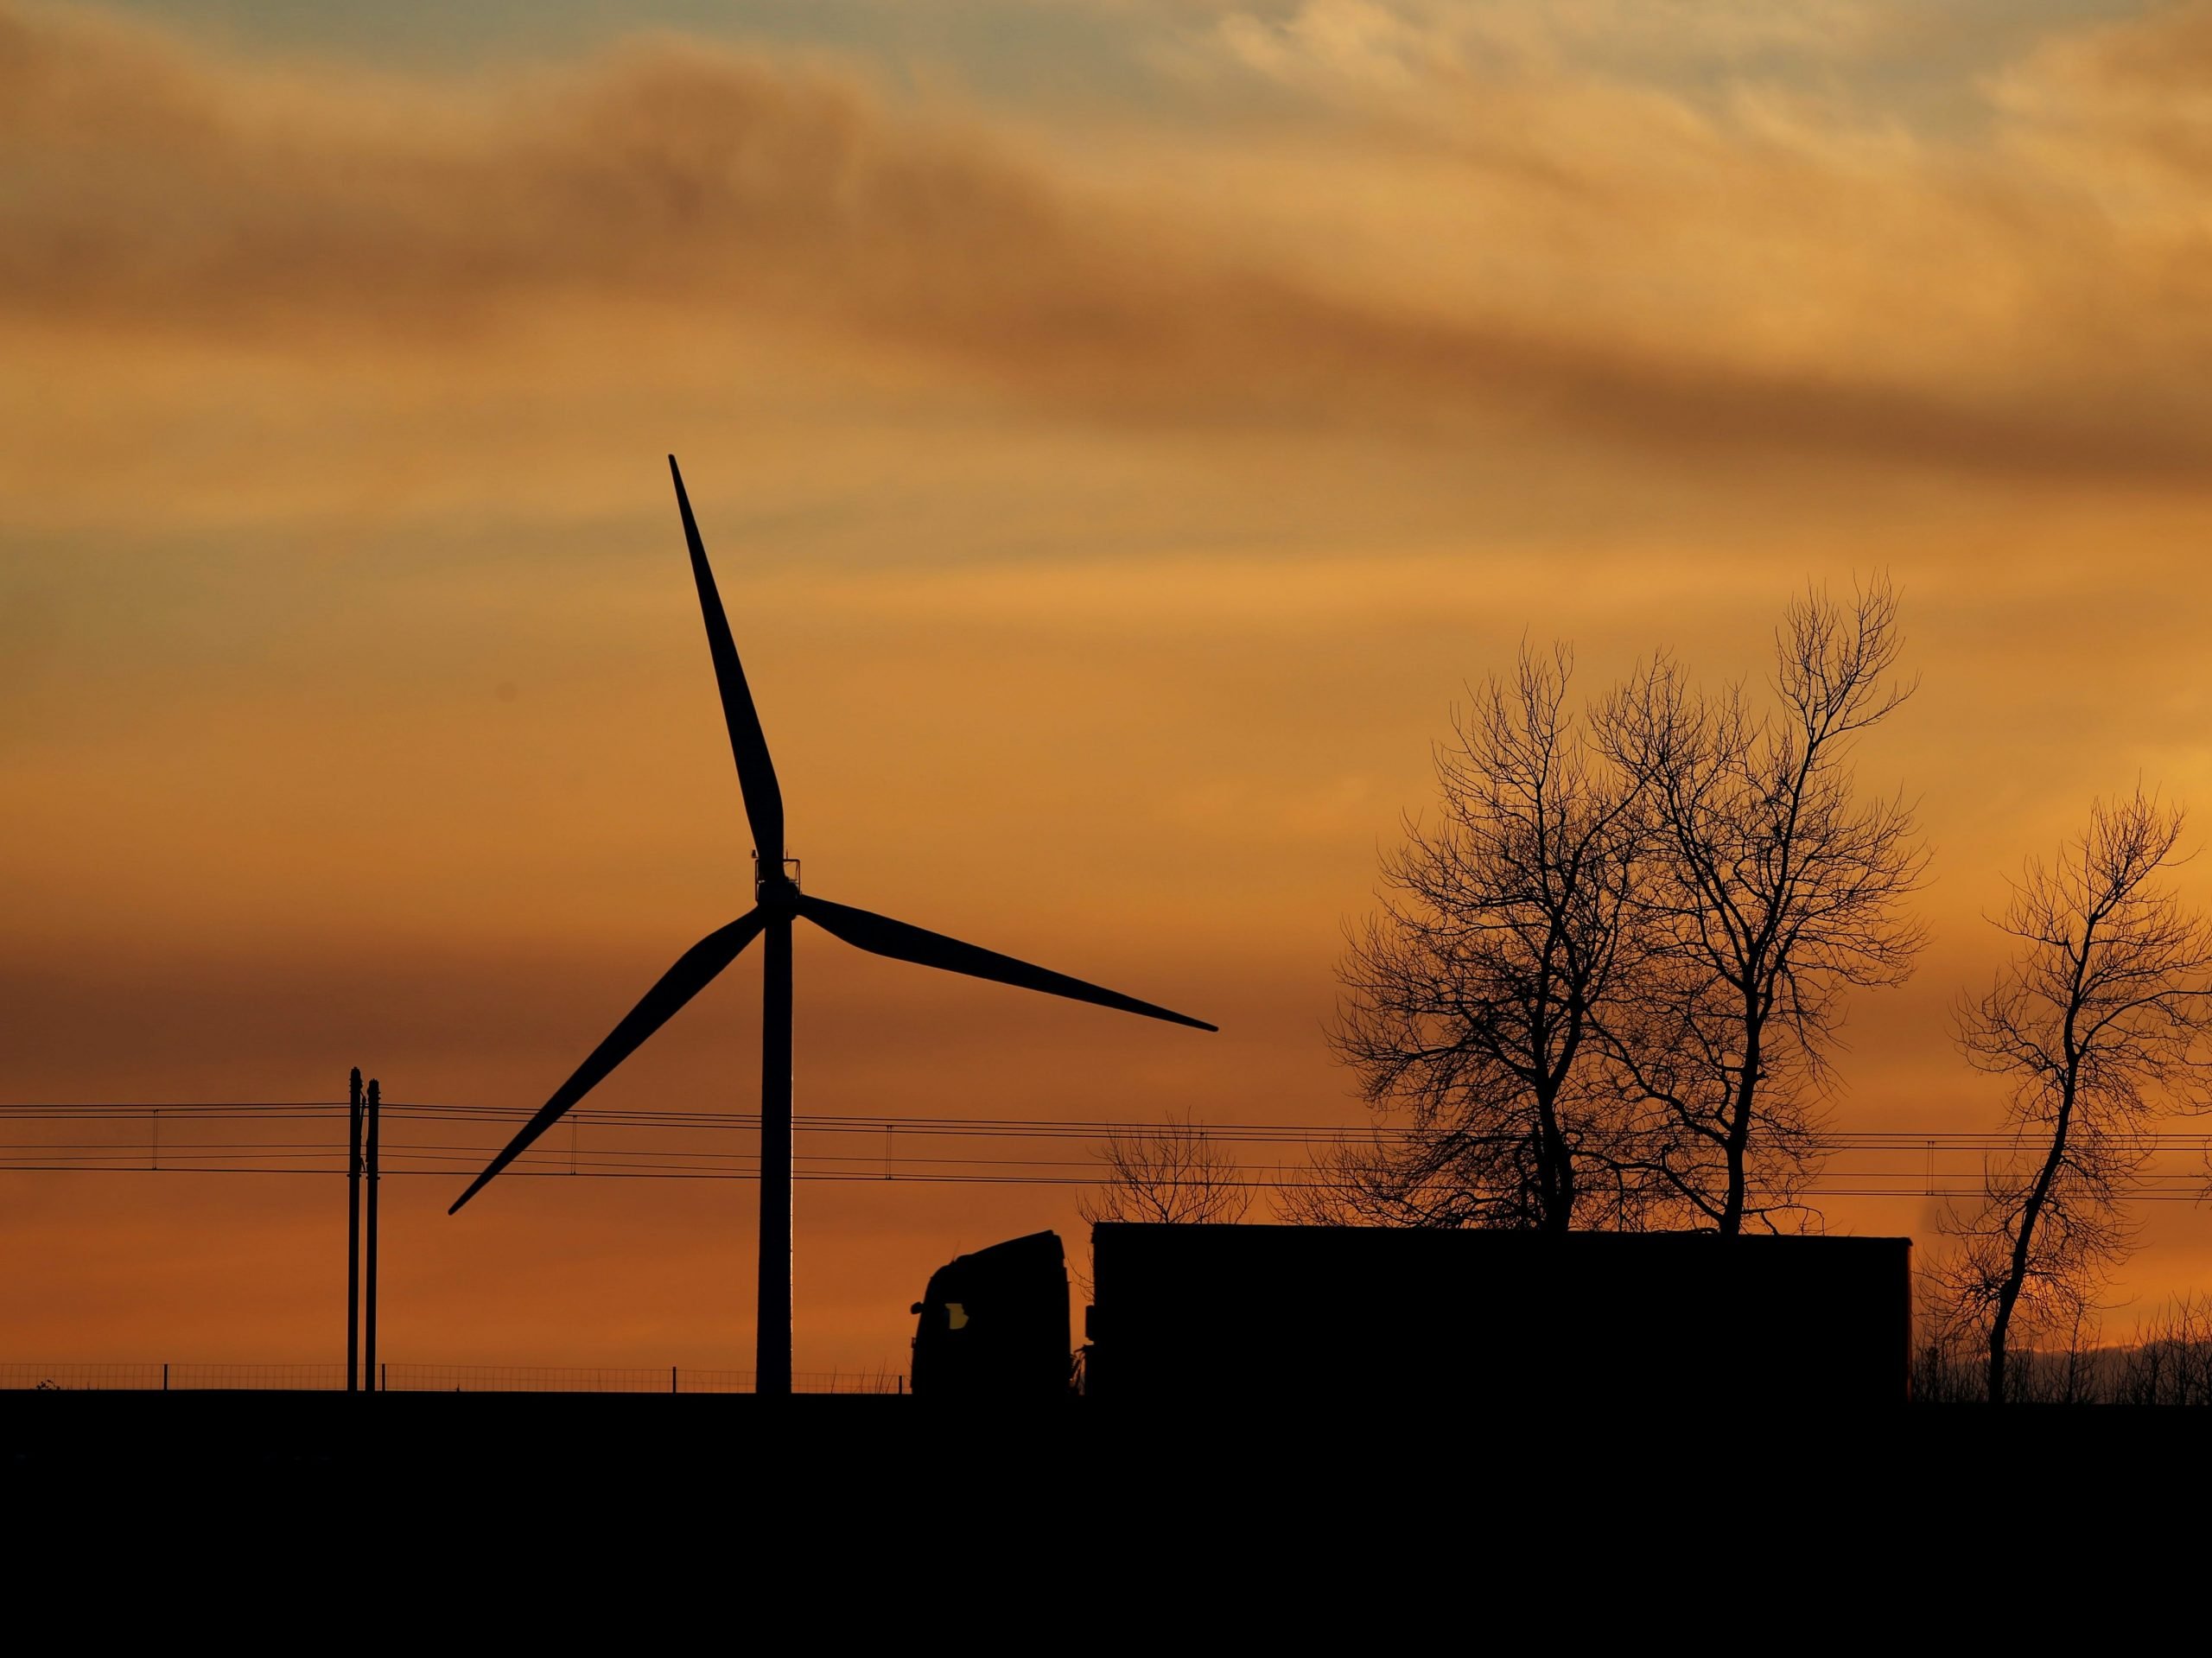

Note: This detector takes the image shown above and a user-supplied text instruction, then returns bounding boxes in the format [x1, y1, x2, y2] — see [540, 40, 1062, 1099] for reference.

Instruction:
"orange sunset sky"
[9, 0, 2212, 1376]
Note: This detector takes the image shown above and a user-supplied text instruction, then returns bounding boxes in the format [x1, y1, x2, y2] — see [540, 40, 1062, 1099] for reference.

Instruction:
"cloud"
[0, 6, 1077, 334]
[1992, 1, 2212, 181]
[1217, 0, 1461, 90]
[6, 1, 2212, 487]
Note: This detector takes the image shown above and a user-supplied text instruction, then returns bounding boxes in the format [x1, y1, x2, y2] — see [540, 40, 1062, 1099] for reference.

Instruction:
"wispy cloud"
[8, 1, 2212, 487]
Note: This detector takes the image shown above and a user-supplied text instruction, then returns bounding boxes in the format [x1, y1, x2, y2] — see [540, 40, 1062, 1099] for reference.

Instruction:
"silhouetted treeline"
[1915, 1293, 2212, 1407]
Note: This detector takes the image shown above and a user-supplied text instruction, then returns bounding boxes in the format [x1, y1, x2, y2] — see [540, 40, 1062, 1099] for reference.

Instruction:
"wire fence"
[0, 1363, 904, 1394]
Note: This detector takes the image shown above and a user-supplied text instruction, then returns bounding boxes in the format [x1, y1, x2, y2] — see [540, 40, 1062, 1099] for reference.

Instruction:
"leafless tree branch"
[1319, 642, 1662, 1230]
[1594, 576, 1928, 1233]
[1936, 785, 2212, 1402]
[1078, 1108, 1254, 1227]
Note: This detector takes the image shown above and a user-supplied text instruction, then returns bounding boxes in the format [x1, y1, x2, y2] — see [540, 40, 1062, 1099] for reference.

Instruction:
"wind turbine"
[448, 456, 1215, 1395]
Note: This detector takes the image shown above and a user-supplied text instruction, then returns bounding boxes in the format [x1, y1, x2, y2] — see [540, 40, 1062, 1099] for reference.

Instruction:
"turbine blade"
[448, 910, 767, 1215]
[797, 893, 1216, 1032]
[670, 455, 785, 862]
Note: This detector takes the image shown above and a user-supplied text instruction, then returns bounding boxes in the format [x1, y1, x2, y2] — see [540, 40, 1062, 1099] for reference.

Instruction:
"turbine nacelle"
[754, 854, 802, 907]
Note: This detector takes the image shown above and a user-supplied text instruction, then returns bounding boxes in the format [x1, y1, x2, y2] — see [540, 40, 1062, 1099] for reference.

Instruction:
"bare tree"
[1598, 578, 1927, 1232]
[1078, 1109, 1253, 1226]
[1273, 1131, 1402, 1228]
[1325, 645, 1651, 1232]
[1939, 789, 2212, 1404]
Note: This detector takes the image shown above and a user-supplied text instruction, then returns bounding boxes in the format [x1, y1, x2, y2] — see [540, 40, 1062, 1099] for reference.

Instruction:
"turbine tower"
[449, 456, 1215, 1395]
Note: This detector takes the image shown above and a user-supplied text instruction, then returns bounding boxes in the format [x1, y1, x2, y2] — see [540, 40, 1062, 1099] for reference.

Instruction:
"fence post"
[163, 1362, 169, 1393]
[380, 1361, 386, 1392]
[671, 1365, 678, 1395]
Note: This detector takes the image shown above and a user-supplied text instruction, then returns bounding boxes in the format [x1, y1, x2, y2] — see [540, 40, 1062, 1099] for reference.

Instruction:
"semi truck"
[912, 1223, 1912, 1407]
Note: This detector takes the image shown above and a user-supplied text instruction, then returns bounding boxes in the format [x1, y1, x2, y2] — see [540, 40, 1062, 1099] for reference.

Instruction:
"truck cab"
[908, 1230, 1073, 1400]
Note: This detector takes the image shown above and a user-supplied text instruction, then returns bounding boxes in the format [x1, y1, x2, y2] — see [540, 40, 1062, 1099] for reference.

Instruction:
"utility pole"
[365, 1077, 381, 1393]
[347, 1067, 363, 1393]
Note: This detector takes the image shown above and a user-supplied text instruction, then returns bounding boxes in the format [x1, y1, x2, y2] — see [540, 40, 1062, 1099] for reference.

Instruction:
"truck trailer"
[912, 1223, 1912, 1408]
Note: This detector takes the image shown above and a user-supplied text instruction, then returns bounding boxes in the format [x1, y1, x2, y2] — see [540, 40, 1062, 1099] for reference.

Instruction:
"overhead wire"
[1, 1097, 2209, 1200]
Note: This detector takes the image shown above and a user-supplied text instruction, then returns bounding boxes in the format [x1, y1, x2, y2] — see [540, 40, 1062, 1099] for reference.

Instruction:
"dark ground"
[6, 1391, 2203, 1622]
[9, 1387, 2206, 1490]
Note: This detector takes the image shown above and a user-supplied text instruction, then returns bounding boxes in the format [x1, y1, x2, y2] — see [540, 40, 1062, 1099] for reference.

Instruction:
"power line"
[8, 1098, 2212, 1144]
[2, 1099, 2207, 1203]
